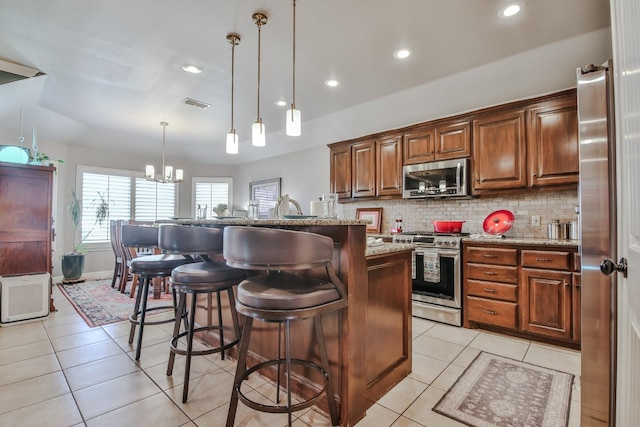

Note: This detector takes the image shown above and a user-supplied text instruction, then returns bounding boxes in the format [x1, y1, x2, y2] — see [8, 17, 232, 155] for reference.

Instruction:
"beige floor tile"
[0, 322, 48, 350]
[166, 369, 235, 419]
[524, 342, 581, 376]
[0, 371, 70, 415]
[0, 339, 53, 366]
[376, 376, 428, 414]
[45, 321, 93, 339]
[467, 331, 530, 360]
[353, 402, 400, 427]
[195, 389, 293, 427]
[56, 339, 123, 369]
[101, 320, 132, 339]
[430, 363, 466, 392]
[0, 353, 61, 387]
[412, 335, 465, 363]
[114, 324, 173, 352]
[85, 391, 189, 427]
[296, 408, 332, 426]
[451, 346, 481, 368]
[126, 341, 173, 368]
[50, 327, 111, 352]
[64, 353, 140, 391]
[403, 386, 467, 427]
[144, 353, 222, 390]
[423, 324, 480, 347]
[42, 312, 86, 328]
[411, 317, 437, 336]
[391, 415, 426, 427]
[0, 393, 83, 427]
[73, 370, 162, 420]
[408, 352, 449, 384]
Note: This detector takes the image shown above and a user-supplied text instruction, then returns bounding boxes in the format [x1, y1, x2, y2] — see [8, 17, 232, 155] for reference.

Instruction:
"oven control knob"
[436, 241, 442, 246]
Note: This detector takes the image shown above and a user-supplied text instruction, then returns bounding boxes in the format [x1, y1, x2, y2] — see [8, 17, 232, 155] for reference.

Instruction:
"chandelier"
[145, 122, 183, 183]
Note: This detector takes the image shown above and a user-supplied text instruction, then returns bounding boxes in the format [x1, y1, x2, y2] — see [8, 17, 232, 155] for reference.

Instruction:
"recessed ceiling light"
[182, 64, 202, 74]
[325, 79, 339, 87]
[275, 100, 287, 107]
[498, 2, 522, 18]
[393, 48, 411, 59]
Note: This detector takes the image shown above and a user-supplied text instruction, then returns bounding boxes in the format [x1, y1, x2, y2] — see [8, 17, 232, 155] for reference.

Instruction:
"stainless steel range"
[401, 231, 465, 326]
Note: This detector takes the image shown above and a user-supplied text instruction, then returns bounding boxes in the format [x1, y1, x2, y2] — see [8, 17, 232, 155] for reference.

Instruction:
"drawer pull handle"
[535, 257, 553, 262]
[483, 254, 498, 258]
[483, 288, 498, 293]
[483, 271, 498, 276]
[483, 310, 498, 315]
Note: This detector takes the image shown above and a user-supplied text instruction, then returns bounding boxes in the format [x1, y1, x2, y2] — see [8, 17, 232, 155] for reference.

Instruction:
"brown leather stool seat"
[121, 224, 190, 361]
[223, 226, 347, 427]
[164, 224, 245, 403]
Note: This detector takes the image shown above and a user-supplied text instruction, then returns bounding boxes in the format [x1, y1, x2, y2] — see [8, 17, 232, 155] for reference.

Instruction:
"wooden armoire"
[0, 161, 55, 307]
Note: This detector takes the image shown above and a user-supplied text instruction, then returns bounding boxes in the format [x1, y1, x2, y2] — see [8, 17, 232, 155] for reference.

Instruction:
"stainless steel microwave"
[402, 158, 471, 199]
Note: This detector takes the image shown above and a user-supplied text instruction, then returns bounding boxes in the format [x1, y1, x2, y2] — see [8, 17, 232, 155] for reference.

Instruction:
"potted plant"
[61, 190, 109, 281]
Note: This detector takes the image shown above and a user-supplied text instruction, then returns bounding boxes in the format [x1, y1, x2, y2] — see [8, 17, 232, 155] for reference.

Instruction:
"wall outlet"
[531, 215, 541, 227]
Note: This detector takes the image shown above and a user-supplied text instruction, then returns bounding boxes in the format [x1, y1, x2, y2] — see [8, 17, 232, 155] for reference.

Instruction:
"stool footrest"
[129, 305, 177, 326]
[237, 358, 328, 414]
[169, 326, 239, 357]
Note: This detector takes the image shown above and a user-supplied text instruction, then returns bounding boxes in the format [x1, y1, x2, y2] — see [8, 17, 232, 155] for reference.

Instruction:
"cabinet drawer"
[467, 279, 518, 302]
[521, 250, 571, 270]
[467, 296, 518, 329]
[465, 246, 518, 266]
[467, 263, 518, 284]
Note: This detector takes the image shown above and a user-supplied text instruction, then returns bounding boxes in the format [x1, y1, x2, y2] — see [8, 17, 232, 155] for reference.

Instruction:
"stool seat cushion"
[237, 272, 340, 311]
[130, 254, 188, 273]
[171, 261, 246, 285]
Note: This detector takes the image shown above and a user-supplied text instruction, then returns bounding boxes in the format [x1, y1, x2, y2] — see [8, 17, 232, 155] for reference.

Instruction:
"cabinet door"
[330, 145, 352, 198]
[472, 110, 526, 192]
[520, 268, 572, 339]
[527, 96, 578, 187]
[376, 135, 403, 196]
[435, 121, 471, 160]
[352, 140, 376, 198]
[572, 272, 581, 342]
[403, 128, 435, 165]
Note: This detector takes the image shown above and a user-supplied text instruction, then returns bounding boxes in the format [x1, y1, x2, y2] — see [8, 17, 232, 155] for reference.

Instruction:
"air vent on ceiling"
[184, 97, 211, 109]
[0, 58, 43, 85]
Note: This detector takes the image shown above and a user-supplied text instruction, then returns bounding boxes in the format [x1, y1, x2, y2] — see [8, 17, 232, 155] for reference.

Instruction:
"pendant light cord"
[257, 18, 262, 123]
[231, 39, 236, 133]
[161, 122, 167, 173]
[291, 0, 296, 111]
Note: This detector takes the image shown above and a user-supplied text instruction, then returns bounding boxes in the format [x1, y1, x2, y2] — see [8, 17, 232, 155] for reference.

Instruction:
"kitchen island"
[165, 218, 413, 426]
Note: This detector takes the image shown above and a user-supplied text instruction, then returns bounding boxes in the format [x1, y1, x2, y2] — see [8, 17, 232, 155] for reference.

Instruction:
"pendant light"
[145, 122, 184, 183]
[252, 13, 267, 147]
[144, 122, 183, 184]
[285, 0, 301, 136]
[226, 33, 241, 154]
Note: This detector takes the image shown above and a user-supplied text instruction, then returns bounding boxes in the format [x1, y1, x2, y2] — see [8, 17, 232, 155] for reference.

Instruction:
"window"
[192, 177, 233, 219]
[77, 166, 178, 244]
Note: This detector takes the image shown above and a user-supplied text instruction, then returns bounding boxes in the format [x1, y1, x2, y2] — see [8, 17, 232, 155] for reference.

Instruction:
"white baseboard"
[53, 270, 112, 284]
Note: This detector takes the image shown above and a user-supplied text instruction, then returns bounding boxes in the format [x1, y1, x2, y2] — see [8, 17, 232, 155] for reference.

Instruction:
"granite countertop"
[365, 242, 414, 257]
[462, 236, 579, 247]
[163, 218, 370, 226]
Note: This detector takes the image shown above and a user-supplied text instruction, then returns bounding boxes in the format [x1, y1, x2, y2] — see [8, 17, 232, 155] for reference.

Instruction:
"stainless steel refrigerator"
[577, 60, 617, 427]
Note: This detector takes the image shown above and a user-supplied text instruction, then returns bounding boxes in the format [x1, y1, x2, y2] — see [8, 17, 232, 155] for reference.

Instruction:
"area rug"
[433, 352, 574, 427]
[57, 278, 173, 327]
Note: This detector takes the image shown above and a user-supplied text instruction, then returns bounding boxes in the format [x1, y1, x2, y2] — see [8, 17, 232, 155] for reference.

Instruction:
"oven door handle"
[437, 250, 459, 258]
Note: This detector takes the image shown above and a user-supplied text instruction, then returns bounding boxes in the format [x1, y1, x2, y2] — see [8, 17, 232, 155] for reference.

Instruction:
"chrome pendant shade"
[252, 12, 267, 147]
[145, 122, 183, 183]
[285, 0, 301, 137]
[226, 33, 240, 154]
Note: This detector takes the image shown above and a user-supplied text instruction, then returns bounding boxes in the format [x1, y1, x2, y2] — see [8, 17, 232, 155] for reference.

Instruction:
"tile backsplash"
[342, 190, 578, 239]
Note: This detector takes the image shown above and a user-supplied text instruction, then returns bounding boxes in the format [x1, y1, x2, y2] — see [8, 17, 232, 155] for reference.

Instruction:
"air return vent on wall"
[184, 97, 211, 109]
[0, 58, 44, 85]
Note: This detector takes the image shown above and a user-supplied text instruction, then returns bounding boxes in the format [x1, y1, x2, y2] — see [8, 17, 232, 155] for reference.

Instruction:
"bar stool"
[163, 224, 245, 403]
[121, 224, 190, 361]
[223, 227, 347, 427]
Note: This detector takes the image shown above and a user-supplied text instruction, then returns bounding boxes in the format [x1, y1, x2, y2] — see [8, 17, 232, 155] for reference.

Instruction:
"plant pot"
[62, 254, 85, 280]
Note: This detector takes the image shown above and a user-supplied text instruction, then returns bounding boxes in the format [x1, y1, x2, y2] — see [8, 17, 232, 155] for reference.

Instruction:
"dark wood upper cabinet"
[527, 96, 579, 187]
[351, 140, 376, 198]
[376, 135, 403, 196]
[435, 121, 471, 160]
[403, 128, 435, 165]
[0, 162, 54, 277]
[330, 144, 352, 198]
[472, 109, 527, 192]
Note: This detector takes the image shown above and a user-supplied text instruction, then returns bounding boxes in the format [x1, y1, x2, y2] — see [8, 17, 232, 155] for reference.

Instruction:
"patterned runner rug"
[434, 351, 574, 427]
[57, 278, 173, 327]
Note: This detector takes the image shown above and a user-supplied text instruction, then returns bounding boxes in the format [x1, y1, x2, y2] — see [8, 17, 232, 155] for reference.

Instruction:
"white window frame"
[192, 177, 233, 218]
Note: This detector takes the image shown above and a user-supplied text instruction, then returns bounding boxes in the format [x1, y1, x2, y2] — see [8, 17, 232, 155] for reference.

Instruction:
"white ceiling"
[0, 0, 610, 165]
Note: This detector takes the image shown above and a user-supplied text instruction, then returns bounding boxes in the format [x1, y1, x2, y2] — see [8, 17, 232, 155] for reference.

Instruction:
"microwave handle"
[456, 162, 461, 193]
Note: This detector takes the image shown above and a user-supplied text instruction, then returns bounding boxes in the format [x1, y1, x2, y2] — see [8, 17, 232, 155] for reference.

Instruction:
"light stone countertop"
[462, 236, 579, 247]
[163, 218, 370, 226]
[365, 242, 414, 258]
